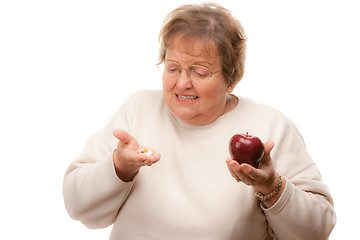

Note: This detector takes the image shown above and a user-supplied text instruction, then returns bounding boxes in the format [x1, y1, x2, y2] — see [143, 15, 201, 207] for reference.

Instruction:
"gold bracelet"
[254, 173, 282, 201]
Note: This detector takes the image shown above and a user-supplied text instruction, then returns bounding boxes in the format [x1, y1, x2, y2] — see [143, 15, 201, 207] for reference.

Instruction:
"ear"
[227, 80, 240, 93]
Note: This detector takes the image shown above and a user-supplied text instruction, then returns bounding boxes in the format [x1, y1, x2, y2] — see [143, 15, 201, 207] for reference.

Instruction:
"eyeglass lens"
[164, 61, 211, 82]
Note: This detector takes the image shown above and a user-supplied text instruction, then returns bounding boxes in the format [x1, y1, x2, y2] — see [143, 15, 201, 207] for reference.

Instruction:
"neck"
[222, 94, 238, 116]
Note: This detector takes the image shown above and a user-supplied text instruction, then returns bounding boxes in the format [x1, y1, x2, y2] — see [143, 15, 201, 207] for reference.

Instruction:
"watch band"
[254, 173, 282, 201]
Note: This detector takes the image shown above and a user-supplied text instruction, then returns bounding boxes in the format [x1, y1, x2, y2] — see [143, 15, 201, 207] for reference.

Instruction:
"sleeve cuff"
[104, 152, 137, 187]
[261, 176, 293, 214]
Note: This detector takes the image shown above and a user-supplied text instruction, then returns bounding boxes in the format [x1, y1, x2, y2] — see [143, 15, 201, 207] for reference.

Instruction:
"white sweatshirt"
[63, 90, 336, 240]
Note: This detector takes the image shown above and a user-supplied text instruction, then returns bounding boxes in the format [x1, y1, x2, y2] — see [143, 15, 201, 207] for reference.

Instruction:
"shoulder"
[232, 96, 305, 143]
[125, 90, 165, 112]
[128, 90, 163, 102]
[235, 96, 313, 174]
[118, 90, 163, 111]
[98, 90, 165, 141]
[236, 96, 288, 122]
[112, 89, 165, 117]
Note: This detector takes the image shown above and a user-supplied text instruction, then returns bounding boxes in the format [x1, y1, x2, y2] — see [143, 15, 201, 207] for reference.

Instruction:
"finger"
[136, 147, 162, 166]
[150, 153, 161, 162]
[241, 164, 267, 182]
[145, 153, 161, 165]
[226, 158, 241, 180]
[227, 158, 250, 181]
[142, 158, 160, 166]
[140, 153, 161, 166]
[236, 164, 257, 185]
[137, 147, 161, 159]
[113, 129, 131, 145]
[226, 159, 254, 185]
[113, 129, 140, 151]
[264, 140, 275, 154]
[259, 140, 275, 167]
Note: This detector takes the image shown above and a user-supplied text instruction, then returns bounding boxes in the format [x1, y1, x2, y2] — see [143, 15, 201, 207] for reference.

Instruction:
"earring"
[227, 87, 232, 93]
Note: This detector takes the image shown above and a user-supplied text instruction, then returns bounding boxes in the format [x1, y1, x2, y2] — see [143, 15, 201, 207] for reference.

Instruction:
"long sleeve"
[62, 93, 137, 229]
[260, 111, 336, 240]
[263, 172, 336, 239]
[62, 131, 135, 228]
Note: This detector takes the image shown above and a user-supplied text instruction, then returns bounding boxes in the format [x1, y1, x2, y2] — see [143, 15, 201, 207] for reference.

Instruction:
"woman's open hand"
[113, 129, 161, 182]
[226, 140, 285, 207]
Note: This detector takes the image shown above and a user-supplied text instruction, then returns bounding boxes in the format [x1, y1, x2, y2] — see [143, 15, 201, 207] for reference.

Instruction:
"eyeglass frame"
[156, 60, 222, 83]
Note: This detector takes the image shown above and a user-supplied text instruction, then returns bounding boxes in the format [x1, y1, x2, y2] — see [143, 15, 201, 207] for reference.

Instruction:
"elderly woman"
[63, 3, 336, 240]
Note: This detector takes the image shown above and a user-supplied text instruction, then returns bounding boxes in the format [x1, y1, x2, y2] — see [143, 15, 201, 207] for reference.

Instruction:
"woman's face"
[162, 37, 230, 126]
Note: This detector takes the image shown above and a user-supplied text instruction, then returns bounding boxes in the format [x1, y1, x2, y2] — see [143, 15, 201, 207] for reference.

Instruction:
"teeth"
[177, 95, 198, 101]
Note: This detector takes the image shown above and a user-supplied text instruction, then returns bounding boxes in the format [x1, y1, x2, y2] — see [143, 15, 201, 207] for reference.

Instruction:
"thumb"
[264, 140, 275, 154]
[113, 129, 132, 147]
[260, 140, 275, 166]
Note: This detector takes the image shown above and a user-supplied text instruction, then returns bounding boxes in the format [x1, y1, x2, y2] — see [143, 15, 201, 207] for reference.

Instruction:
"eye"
[165, 62, 180, 74]
[191, 66, 210, 79]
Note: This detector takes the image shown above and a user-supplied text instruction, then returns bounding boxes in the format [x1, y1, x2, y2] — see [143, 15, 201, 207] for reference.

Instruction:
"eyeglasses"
[157, 60, 222, 83]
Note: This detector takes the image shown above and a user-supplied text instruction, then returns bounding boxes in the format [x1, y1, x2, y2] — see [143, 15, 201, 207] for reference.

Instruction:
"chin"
[177, 110, 216, 126]
[165, 93, 210, 125]
[173, 108, 197, 122]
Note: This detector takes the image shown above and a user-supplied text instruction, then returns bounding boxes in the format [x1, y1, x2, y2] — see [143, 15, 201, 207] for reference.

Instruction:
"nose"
[176, 69, 193, 90]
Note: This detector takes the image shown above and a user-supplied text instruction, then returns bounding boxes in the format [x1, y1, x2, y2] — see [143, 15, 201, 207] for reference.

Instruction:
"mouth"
[176, 94, 199, 102]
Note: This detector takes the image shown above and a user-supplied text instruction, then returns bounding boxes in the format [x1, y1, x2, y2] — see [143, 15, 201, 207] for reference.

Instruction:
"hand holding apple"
[226, 139, 285, 207]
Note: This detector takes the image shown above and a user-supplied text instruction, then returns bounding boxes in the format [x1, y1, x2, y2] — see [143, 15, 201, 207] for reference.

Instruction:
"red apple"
[229, 133, 264, 168]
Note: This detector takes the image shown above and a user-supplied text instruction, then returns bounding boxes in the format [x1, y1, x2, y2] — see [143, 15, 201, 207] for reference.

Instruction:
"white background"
[1, 0, 359, 239]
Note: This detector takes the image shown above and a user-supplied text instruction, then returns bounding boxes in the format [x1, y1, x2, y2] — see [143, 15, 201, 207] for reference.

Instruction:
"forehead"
[167, 35, 219, 60]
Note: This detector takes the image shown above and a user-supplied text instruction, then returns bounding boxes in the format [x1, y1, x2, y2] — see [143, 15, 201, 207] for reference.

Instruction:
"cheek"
[162, 77, 176, 103]
[199, 83, 227, 101]
[162, 76, 174, 92]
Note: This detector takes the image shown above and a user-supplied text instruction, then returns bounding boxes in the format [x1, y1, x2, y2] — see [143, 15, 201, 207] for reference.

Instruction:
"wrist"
[254, 173, 282, 201]
[113, 148, 139, 182]
[252, 171, 279, 195]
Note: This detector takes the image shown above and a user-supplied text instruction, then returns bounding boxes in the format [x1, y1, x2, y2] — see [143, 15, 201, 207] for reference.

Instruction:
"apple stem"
[246, 132, 249, 137]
